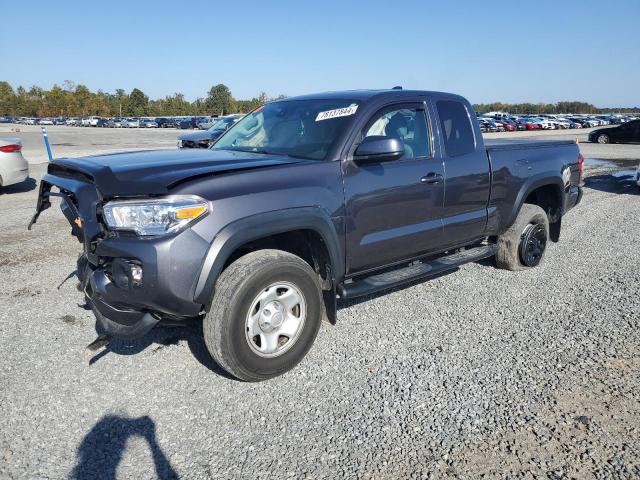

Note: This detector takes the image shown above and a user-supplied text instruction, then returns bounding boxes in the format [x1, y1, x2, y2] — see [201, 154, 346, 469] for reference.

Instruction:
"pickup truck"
[29, 89, 583, 381]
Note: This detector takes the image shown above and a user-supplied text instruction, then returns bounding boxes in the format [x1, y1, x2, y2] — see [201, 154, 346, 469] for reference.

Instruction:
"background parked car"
[0, 138, 29, 187]
[588, 119, 640, 144]
[122, 118, 140, 128]
[197, 116, 221, 130]
[580, 117, 601, 127]
[178, 117, 197, 129]
[177, 114, 243, 149]
[155, 118, 173, 128]
[80, 116, 99, 127]
[140, 119, 158, 128]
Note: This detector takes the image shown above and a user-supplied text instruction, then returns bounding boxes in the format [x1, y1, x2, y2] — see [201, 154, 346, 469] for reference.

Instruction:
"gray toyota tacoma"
[29, 89, 583, 381]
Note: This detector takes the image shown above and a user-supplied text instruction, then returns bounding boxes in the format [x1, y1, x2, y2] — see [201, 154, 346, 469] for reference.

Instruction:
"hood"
[50, 149, 306, 197]
[178, 130, 224, 142]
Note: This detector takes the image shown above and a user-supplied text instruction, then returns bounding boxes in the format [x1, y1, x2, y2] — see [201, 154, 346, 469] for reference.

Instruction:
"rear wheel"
[204, 249, 322, 381]
[496, 204, 549, 271]
[597, 134, 610, 144]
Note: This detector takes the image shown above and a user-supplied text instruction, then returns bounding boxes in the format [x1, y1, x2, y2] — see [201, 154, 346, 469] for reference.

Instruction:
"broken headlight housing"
[102, 196, 209, 236]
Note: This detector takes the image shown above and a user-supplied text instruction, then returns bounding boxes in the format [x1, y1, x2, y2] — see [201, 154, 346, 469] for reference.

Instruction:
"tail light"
[0, 144, 21, 153]
[577, 153, 584, 181]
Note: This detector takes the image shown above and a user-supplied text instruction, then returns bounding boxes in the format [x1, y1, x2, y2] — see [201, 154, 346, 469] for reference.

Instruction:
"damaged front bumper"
[31, 170, 210, 339]
[76, 229, 210, 339]
[77, 255, 161, 339]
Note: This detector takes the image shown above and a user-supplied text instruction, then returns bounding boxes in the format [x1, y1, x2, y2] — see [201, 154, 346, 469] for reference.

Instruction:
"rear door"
[433, 98, 491, 245]
[343, 101, 445, 274]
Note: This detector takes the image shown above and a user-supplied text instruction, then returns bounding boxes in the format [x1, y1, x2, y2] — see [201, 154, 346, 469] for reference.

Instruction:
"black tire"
[204, 249, 322, 381]
[597, 134, 610, 144]
[496, 204, 549, 271]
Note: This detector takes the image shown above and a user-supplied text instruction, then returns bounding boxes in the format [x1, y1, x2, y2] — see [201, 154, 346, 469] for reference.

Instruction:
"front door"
[343, 102, 445, 274]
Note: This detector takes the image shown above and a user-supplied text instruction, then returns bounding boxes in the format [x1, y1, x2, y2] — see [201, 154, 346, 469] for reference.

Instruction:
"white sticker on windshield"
[316, 104, 358, 122]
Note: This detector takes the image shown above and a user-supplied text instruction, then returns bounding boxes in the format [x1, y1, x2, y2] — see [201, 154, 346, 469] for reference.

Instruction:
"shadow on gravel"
[583, 172, 639, 195]
[88, 318, 235, 380]
[0, 177, 37, 195]
[69, 415, 177, 479]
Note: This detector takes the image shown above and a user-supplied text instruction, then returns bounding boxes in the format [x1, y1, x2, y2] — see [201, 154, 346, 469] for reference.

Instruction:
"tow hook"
[83, 334, 112, 360]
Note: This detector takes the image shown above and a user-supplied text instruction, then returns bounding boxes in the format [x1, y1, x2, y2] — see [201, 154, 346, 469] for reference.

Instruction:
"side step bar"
[337, 245, 497, 299]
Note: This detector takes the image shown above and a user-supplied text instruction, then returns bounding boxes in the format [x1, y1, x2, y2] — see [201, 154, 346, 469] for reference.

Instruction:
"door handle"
[420, 172, 443, 184]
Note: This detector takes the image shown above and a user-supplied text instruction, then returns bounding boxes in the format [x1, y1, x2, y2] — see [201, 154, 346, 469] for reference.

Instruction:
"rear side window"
[436, 100, 475, 157]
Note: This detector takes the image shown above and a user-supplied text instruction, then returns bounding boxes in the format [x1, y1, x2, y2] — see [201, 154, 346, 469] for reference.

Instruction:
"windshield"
[212, 99, 361, 160]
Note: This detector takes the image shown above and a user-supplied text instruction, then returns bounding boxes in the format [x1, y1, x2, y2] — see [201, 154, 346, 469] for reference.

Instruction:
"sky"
[1, 0, 639, 107]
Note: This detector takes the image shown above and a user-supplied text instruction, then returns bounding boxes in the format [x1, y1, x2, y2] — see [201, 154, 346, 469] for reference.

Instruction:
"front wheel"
[204, 249, 322, 381]
[597, 134, 610, 144]
[496, 204, 549, 271]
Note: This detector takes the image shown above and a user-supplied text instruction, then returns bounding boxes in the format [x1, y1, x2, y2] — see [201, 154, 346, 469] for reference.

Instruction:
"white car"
[80, 116, 100, 127]
[0, 138, 29, 187]
[553, 118, 572, 129]
[39, 118, 54, 125]
[537, 119, 555, 130]
[577, 118, 599, 128]
[123, 119, 140, 128]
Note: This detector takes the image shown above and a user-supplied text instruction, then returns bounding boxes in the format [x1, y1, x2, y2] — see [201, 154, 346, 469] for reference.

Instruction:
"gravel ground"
[0, 135, 639, 479]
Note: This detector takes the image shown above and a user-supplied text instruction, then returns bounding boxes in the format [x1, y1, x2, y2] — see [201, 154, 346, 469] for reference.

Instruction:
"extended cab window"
[363, 107, 430, 160]
[436, 100, 475, 157]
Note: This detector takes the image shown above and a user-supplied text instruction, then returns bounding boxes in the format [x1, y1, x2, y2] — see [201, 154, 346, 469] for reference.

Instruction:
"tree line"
[472, 101, 640, 115]
[1, 80, 638, 117]
[0, 80, 286, 118]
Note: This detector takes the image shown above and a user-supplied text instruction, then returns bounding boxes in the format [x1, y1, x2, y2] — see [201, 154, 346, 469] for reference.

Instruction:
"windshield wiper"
[214, 147, 316, 161]
[215, 147, 279, 155]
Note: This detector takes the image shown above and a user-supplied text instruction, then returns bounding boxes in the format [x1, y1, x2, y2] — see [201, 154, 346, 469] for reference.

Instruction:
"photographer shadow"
[69, 415, 177, 480]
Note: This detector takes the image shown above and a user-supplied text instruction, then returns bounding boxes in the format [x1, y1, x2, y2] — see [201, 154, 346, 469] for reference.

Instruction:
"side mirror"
[353, 136, 404, 164]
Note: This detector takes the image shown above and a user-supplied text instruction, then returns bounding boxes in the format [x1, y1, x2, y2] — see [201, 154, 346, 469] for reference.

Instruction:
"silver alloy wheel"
[245, 282, 307, 358]
[597, 134, 609, 144]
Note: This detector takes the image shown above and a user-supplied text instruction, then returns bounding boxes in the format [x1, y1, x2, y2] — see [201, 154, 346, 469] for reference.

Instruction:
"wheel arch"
[508, 175, 564, 241]
[193, 207, 343, 319]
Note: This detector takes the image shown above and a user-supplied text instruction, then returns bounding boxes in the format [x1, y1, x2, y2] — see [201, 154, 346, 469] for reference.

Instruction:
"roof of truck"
[278, 89, 466, 103]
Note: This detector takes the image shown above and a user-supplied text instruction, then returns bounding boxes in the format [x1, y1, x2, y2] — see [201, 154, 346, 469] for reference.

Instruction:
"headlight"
[102, 196, 209, 236]
[177, 139, 183, 148]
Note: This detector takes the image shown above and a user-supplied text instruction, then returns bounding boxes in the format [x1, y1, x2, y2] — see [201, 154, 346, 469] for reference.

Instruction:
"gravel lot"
[0, 129, 639, 479]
